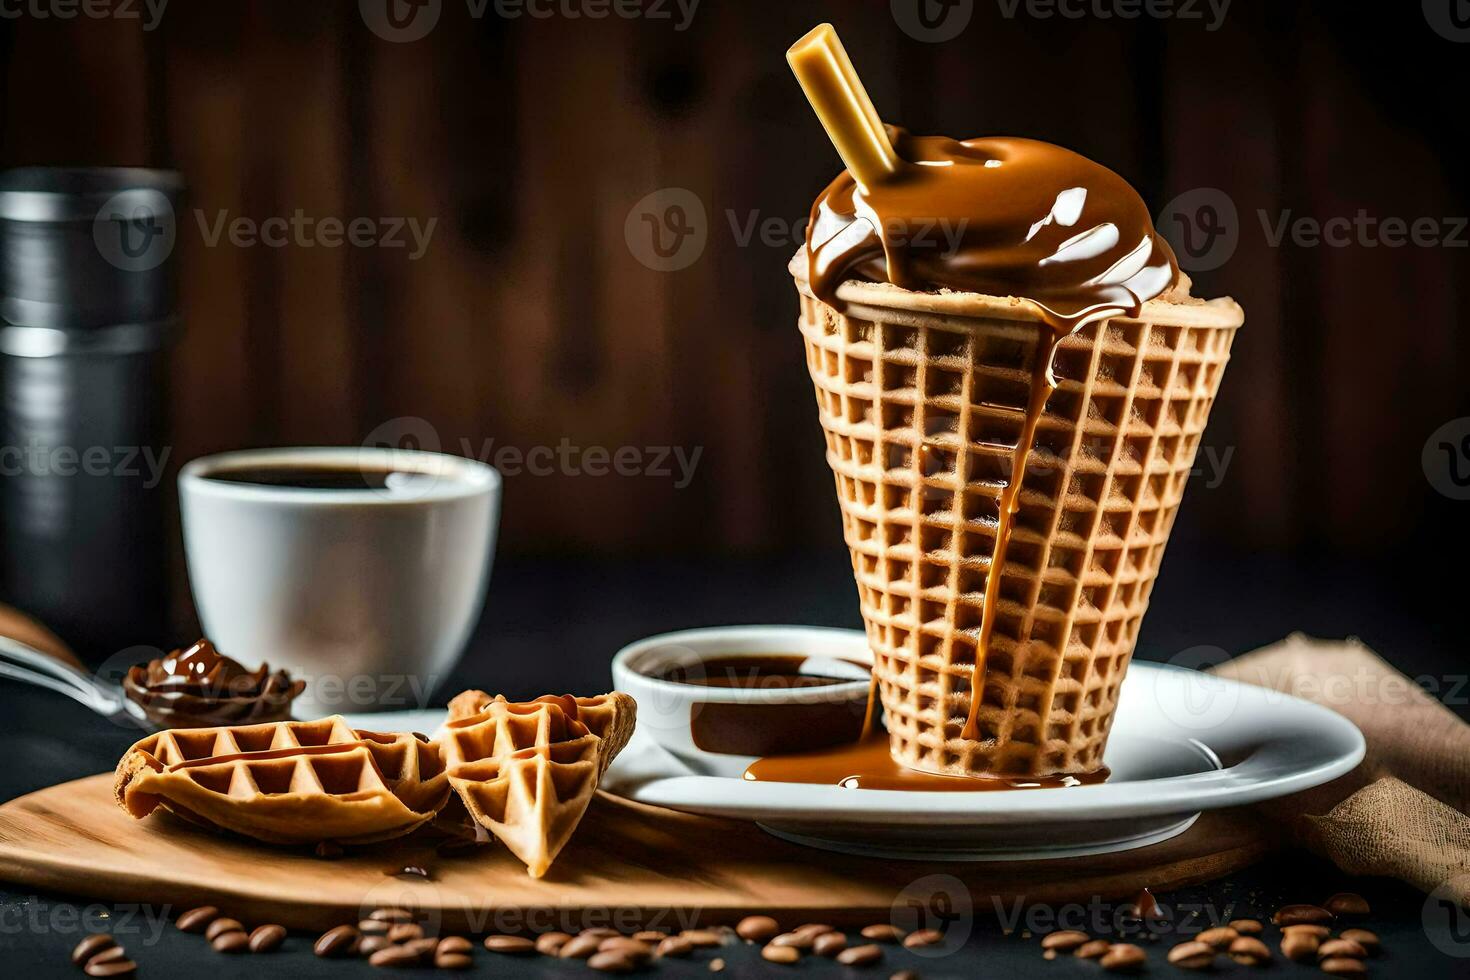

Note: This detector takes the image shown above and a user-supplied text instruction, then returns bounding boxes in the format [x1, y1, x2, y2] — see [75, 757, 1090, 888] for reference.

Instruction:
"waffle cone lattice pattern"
[798, 292, 1237, 777]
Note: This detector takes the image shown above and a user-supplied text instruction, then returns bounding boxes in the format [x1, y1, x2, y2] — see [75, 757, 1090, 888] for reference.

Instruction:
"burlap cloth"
[1209, 633, 1470, 900]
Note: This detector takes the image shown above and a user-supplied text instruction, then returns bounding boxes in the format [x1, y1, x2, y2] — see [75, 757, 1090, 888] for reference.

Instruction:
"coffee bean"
[483, 934, 535, 954]
[633, 931, 668, 943]
[681, 928, 725, 947]
[1320, 957, 1367, 976]
[314, 924, 361, 958]
[581, 928, 622, 939]
[437, 936, 472, 955]
[387, 923, 423, 943]
[368, 945, 420, 968]
[559, 934, 604, 959]
[891, 972, 921, 980]
[83, 957, 136, 978]
[212, 931, 249, 954]
[1075, 940, 1111, 959]
[1228, 935, 1271, 966]
[87, 947, 129, 967]
[1100, 943, 1147, 972]
[369, 908, 414, 924]
[176, 906, 220, 933]
[600, 938, 653, 962]
[861, 924, 905, 943]
[359, 936, 390, 955]
[403, 937, 439, 959]
[1280, 930, 1320, 962]
[794, 923, 835, 937]
[588, 950, 636, 973]
[762, 944, 801, 964]
[836, 944, 883, 966]
[205, 918, 244, 942]
[1284, 924, 1331, 939]
[536, 932, 572, 955]
[1338, 929, 1380, 955]
[1229, 919, 1264, 935]
[1167, 940, 1216, 969]
[1274, 904, 1333, 926]
[1040, 930, 1090, 951]
[72, 934, 116, 965]
[248, 924, 286, 953]
[708, 957, 725, 972]
[657, 935, 694, 958]
[1319, 938, 1368, 960]
[903, 929, 943, 949]
[435, 952, 473, 970]
[736, 915, 780, 942]
[359, 918, 390, 936]
[1323, 892, 1370, 917]
[1197, 926, 1238, 948]
[814, 932, 848, 957]
[770, 931, 815, 950]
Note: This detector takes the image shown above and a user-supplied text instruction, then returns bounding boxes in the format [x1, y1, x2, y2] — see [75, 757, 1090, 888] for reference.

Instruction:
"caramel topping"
[123, 638, 304, 728]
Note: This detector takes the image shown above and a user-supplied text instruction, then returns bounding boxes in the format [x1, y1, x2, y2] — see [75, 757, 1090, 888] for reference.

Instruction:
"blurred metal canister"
[0, 168, 183, 660]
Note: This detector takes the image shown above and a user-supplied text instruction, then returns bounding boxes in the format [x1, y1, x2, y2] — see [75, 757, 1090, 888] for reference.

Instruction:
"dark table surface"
[2, 552, 1466, 977]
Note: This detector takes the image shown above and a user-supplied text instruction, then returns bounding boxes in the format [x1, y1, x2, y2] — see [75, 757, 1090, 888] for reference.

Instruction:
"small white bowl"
[611, 625, 874, 778]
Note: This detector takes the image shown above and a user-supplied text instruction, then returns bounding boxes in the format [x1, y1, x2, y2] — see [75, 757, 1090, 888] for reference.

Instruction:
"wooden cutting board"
[0, 774, 1272, 931]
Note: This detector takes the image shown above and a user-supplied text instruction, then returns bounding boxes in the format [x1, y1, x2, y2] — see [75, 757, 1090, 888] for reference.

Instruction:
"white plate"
[599, 654, 1365, 861]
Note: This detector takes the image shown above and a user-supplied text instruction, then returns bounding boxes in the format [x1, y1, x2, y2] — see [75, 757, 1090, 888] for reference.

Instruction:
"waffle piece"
[444, 690, 636, 774]
[113, 716, 449, 844]
[436, 698, 613, 877]
[793, 258, 1241, 777]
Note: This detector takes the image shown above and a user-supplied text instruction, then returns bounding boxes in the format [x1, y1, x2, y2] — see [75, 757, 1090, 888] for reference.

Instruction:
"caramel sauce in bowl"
[610, 627, 875, 778]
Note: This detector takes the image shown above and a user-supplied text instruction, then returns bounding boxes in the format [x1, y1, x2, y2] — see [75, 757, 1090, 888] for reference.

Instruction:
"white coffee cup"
[179, 447, 500, 717]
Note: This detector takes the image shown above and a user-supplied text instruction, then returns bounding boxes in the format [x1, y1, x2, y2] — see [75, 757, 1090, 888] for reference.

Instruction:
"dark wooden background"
[0, 0, 1464, 576]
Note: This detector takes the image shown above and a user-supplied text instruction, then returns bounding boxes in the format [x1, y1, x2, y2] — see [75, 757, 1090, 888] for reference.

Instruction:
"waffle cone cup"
[791, 252, 1243, 778]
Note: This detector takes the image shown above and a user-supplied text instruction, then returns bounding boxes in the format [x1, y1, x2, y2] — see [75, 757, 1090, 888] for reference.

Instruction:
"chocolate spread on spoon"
[123, 638, 304, 728]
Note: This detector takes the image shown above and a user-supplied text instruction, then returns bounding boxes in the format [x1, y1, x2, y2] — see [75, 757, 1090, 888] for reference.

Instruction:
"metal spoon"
[0, 634, 152, 729]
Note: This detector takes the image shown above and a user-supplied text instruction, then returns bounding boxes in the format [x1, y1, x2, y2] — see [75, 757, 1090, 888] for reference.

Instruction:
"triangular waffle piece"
[436, 698, 613, 876]
[444, 690, 636, 774]
[113, 717, 449, 845]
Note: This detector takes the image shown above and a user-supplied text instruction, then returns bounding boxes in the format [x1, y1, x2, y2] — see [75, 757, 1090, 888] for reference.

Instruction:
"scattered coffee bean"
[903, 929, 943, 949]
[891, 972, 921, 980]
[657, 935, 695, 958]
[708, 957, 725, 972]
[1198, 926, 1238, 948]
[437, 936, 472, 955]
[581, 928, 622, 939]
[72, 935, 116, 965]
[483, 934, 535, 954]
[861, 924, 905, 943]
[1100, 943, 1147, 973]
[368, 945, 420, 968]
[247, 924, 286, 953]
[1040, 930, 1090, 951]
[633, 931, 668, 943]
[1043, 949, 1058, 961]
[559, 934, 604, 959]
[369, 908, 414, 924]
[387, 923, 423, 943]
[1338, 929, 1380, 955]
[681, 929, 725, 948]
[435, 952, 473, 970]
[770, 931, 815, 950]
[87, 947, 129, 968]
[204, 918, 244, 942]
[536, 932, 572, 954]
[314, 841, 344, 859]
[212, 931, 250, 954]
[1281, 930, 1321, 962]
[814, 932, 847, 957]
[1274, 904, 1333, 926]
[83, 957, 136, 979]
[314, 925, 360, 958]
[1229, 935, 1272, 966]
[1320, 957, 1367, 976]
[359, 919, 389, 936]
[794, 923, 834, 936]
[600, 938, 653, 962]
[176, 906, 220, 933]
[1319, 938, 1369, 960]
[588, 950, 636, 973]
[737, 915, 781, 942]
[1229, 919, 1264, 935]
[1075, 940, 1111, 959]
[1323, 893, 1370, 917]
[837, 944, 883, 967]
[359, 936, 390, 955]
[403, 937, 439, 959]
[1285, 924, 1331, 939]
[1167, 940, 1216, 969]
[762, 944, 801, 964]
